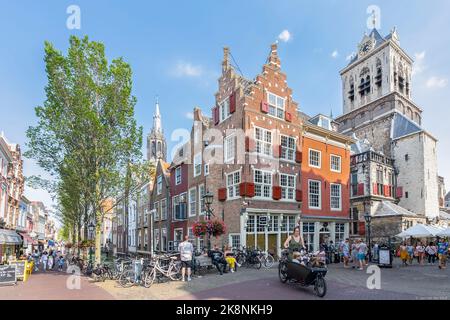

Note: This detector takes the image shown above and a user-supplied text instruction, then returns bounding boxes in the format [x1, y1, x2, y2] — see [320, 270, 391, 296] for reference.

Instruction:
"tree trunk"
[95, 214, 102, 264]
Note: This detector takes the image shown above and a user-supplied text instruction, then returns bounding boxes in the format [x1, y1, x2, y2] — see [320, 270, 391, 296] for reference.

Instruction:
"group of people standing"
[29, 249, 65, 272]
[399, 238, 448, 269]
[338, 238, 371, 270]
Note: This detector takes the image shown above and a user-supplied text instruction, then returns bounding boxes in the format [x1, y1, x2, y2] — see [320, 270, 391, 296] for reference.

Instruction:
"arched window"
[348, 77, 355, 101]
[152, 141, 156, 156]
[157, 141, 162, 153]
[375, 59, 382, 87]
[359, 67, 370, 96]
[398, 63, 405, 93]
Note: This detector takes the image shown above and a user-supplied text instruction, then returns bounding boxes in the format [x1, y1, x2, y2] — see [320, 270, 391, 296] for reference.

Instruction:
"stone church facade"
[336, 27, 445, 237]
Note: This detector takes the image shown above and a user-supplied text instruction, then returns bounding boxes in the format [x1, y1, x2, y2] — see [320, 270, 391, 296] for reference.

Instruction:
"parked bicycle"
[143, 254, 181, 288]
[117, 258, 153, 288]
[257, 249, 275, 268]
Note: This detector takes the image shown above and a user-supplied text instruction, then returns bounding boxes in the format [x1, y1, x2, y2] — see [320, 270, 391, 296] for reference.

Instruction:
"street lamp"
[203, 191, 215, 250]
[88, 221, 95, 264]
[364, 213, 372, 262]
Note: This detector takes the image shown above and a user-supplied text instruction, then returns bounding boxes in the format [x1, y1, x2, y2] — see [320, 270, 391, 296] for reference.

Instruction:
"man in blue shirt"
[437, 238, 448, 269]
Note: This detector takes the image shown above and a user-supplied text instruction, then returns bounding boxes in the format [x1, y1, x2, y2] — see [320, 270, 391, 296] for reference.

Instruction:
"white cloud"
[185, 112, 194, 120]
[171, 61, 203, 77]
[331, 50, 339, 58]
[278, 30, 292, 42]
[426, 76, 448, 88]
[412, 51, 426, 76]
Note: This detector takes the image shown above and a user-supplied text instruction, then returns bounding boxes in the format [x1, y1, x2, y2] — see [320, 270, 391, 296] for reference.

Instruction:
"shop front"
[0, 229, 23, 264]
[19, 232, 37, 255]
[299, 216, 350, 252]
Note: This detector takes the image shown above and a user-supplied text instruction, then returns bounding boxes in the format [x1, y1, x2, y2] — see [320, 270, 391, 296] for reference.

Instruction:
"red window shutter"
[212, 106, 219, 125]
[279, 145, 283, 157]
[373, 183, 378, 195]
[285, 112, 292, 122]
[396, 186, 403, 198]
[296, 189, 303, 202]
[358, 221, 366, 236]
[357, 183, 364, 196]
[273, 144, 279, 158]
[229, 92, 236, 114]
[239, 182, 246, 197]
[246, 183, 255, 198]
[272, 186, 282, 200]
[218, 188, 227, 202]
[295, 151, 303, 163]
[261, 101, 269, 113]
[383, 185, 389, 197]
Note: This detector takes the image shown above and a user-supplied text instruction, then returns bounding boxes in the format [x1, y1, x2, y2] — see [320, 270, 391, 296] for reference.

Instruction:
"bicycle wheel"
[143, 268, 156, 288]
[236, 254, 246, 266]
[253, 257, 262, 270]
[168, 263, 182, 281]
[264, 254, 275, 268]
[118, 270, 135, 288]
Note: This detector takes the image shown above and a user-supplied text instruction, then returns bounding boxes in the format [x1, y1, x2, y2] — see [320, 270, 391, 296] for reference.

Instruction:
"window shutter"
[279, 145, 283, 158]
[285, 111, 292, 122]
[295, 151, 303, 163]
[272, 186, 282, 200]
[218, 188, 227, 202]
[212, 106, 219, 125]
[229, 92, 236, 114]
[396, 186, 403, 198]
[245, 136, 255, 152]
[383, 185, 389, 197]
[240, 182, 255, 198]
[261, 101, 269, 113]
[358, 221, 366, 236]
[357, 183, 364, 196]
[373, 183, 378, 195]
[296, 189, 303, 202]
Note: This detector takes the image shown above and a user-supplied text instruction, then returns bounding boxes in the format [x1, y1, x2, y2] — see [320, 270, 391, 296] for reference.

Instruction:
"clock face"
[360, 41, 373, 54]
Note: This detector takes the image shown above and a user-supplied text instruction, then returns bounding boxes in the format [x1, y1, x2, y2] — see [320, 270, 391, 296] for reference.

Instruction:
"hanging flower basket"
[209, 219, 227, 237]
[65, 242, 73, 249]
[192, 221, 208, 237]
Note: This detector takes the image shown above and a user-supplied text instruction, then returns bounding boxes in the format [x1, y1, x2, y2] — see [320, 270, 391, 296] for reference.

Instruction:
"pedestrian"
[437, 238, 448, 270]
[399, 242, 409, 267]
[208, 244, 228, 275]
[406, 242, 414, 265]
[47, 253, 54, 270]
[33, 250, 40, 272]
[340, 238, 350, 268]
[351, 240, 358, 269]
[40, 251, 48, 272]
[178, 235, 194, 282]
[357, 239, 367, 271]
[224, 245, 238, 272]
[58, 255, 65, 272]
[416, 241, 425, 265]
[425, 242, 437, 265]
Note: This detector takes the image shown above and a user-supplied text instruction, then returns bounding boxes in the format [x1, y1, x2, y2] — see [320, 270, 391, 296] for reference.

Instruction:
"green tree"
[26, 36, 142, 263]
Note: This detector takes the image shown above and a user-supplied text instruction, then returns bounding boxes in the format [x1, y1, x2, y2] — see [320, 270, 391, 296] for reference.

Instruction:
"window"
[156, 175, 162, 195]
[161, 228, 167, 252]
[309, 149, 321, 168]
[154, 201, 160, 220]
[335, 223, 345, 244]
[254, 170, 272, 198]
[280, 135, 295, 161]
[161, 199, 167, 220]
[204, 164, 209, 176]
[330, 183, 342, 211]
[173, 193, 187, 220]
[189, 188, 197, 217]
[219, 97, 230, 122]
[199, 184, 205, 215]
[280, 174, 295, 200]
[255, 127, 272, 156]
[193, 153, 202, 177]
[351, 207, 359, 235]
[154, 229, 159, 251]
[302, 223, 315, 252]
[227, 171, 241, 199]
[246, 215, 255, 233]
[267, 92, 285, 119]
[174, 228, 183, 242]
[308, 180, 321, 209]
[224, 135, 236, 163]
[229, 234, 241, 250]
[175, 167, 182, 185]
[330, 155, 341, 172]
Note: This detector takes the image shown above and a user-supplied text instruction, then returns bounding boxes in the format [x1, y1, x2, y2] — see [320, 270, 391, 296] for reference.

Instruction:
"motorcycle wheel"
[314, 275, 327, 298]
[278, 261, 288, 283]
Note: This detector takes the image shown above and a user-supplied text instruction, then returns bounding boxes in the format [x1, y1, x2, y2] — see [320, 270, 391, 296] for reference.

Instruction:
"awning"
[19, 232, 37, 246]
[0, 229, 23, 245]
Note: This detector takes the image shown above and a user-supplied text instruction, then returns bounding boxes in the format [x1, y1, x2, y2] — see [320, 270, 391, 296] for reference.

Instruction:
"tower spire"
[153, 96, 162, 134]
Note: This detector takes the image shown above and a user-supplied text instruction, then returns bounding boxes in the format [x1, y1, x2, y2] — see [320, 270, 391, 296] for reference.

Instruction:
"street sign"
[9, 261, 26, 279]
[0, 265, 17, 286]
[378, 247, 392, 268]
[258, 216, 268, 226]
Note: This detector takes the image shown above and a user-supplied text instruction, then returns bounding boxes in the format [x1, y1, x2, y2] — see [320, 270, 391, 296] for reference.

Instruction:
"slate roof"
[391, 112, 423, 140]
[373, 201, 420, 218]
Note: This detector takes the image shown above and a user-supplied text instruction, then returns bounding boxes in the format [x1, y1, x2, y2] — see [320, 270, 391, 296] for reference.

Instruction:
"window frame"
[330, 154, 342, 173]
[267, 91, 286, 120]
[226, 170, 241, 199]
[175, 166, 182, 185]
[224, 134, 236, 164]
[330, 183, 342, 211]
[254, 127, 273, 157]
[188, 187, 197, 217]
[253, 169, 273, 199]
[280, 173, 296, 201]
[308, 179, 322, 210]
[309, 148, 322, 169]
[280, 135, 296, 162]
[193, 153, 202, 177]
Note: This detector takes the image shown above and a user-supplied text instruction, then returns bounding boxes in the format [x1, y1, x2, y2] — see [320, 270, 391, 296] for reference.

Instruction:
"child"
[58, 255, 65, 272]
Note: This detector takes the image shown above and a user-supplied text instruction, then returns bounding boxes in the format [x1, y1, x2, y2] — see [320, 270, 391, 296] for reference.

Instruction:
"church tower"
[336, 25, 440, 220]
[147, 98, 167, 163]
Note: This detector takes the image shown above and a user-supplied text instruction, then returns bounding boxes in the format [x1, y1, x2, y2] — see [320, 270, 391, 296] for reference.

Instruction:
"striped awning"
[0, 229, 22, 245]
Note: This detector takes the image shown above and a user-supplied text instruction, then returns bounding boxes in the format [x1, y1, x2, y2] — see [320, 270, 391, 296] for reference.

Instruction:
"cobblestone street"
[1, 260, 448, 300]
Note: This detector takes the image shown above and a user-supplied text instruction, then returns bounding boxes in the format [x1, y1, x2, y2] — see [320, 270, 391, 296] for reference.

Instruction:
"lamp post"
[203, 191, 214, 250]
[364, 213, 372, 262]
[88, 221, 95, 265]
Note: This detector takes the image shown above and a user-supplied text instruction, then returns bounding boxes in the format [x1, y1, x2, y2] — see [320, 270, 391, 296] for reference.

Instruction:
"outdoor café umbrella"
[436, 227, 450, 237]
[396, 224, 443, 238]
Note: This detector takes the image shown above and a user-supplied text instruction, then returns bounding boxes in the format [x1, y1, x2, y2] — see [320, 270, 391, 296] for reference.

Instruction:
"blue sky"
[1, 0, 449, 212]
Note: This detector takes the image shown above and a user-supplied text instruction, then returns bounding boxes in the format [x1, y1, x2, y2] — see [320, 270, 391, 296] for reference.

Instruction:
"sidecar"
[279, 259, 328, 297]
